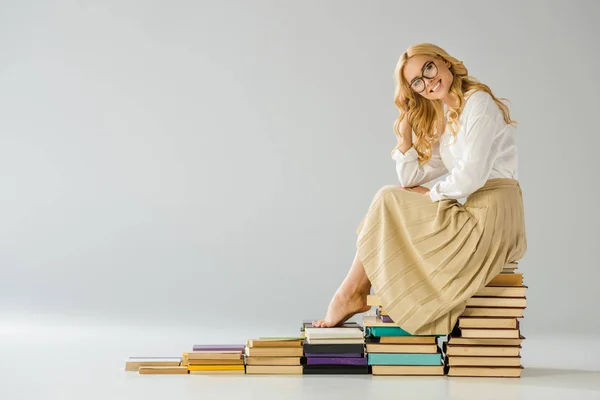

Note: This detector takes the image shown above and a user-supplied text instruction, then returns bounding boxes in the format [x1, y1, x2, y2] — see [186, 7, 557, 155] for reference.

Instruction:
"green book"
[368, 353, 442, 366]
[365, 327, 444, 337]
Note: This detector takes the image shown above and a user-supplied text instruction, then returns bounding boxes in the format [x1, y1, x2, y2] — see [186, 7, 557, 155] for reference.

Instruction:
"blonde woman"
[313, 43, 527, 335]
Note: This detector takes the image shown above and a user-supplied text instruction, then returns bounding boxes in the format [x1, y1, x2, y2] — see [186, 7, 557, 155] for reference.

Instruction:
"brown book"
[245, 357, 302, 366]
[187, 359, 245, 365]
[447, 366, 523, 378]
[448, 336, 524, 346]
[372, 365, 444, 376]
[461, 307, 524, 318]
[244, 346, 304, 357]
[459, 328, 520, 339]
[448, 356, 521, 367]
[186, 352, 243, 360]
[458, 317, 518, 329]
[467, 297, 526, 308]
[446, 345, 521, 357]
[138, 366, 188, 374]
[475, 286, 527, 297]
[488, 273, 523, 286]
[379, 336, 437, 344]
[246, 365, 303, 375]
[366, 343, 439, 354]
[247, 339, 303, 348]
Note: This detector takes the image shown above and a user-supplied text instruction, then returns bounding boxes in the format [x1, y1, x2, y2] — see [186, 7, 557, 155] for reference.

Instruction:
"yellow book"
[188, 365, 245, 371]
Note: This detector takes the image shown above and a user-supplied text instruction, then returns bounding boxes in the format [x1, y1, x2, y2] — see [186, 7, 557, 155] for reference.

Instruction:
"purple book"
[380, 315, 394, 323]
[304, 353, 363, 358]
[192, 344, 245, 352]
[306, 357, 368, 366]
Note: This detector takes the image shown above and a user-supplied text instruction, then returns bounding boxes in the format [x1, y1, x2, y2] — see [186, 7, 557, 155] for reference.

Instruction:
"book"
[458, 328, 521, 339]
[363, 316, 399, 327]
[247, 339, 303, 348]
[447, 366, 523, 378]
[488, 273, 523, 287]
[246, 365, 303, 375]
[245, 357, 302, 366]
[447, 356, 521, 367]
[458, 317, 518, 329]
[124, 357, 182, 371]
[446, 345, 521, 357]
[303, 365, 369, 374]
[300, 320, 362, 331]
[305, 338, 365, 344]
[365, 343, 439, 354]
[306, 357, 368, 366]
[187, 359, 245, 365]
[377, 336, 437, 344]
[192, 344, 245, 352]
[466, 297, 526, 308]
[461, 307, 524, 318]
[303, 343, 365, 354]
[186, 352, 243, 360]
[371, 365, 444, 376]
[448, 336, 525, 346]
[366, 326, 443, 337]
[475, 286, 527, 297]
[304, 353, 362, 358]
[187, 365, 245, 371]
[304, 327, 363, 339]
[138, 366, 188, 374]
[368, 353, 442, 366]
[189, 370, 245, 375]
[244, 346, 304, 357]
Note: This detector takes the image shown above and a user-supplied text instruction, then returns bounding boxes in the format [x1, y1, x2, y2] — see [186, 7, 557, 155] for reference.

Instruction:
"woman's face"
[403, 55, 453, 101]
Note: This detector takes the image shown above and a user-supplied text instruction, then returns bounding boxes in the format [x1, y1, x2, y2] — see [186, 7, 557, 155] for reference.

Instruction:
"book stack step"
[185, 345, 246, 375]
[301, 321, 368, 374]
[363, 298, 445, 376]
[446, 262, 526, 378]
[124, 357, 186, 374]
[245, 337, 304, 375]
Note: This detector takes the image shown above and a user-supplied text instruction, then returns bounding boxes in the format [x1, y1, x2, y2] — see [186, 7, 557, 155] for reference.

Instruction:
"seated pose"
[313, 42, 527, 335]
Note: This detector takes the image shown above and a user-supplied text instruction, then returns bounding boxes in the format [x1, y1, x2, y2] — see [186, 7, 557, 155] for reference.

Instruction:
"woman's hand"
[399, 185, 430, 196]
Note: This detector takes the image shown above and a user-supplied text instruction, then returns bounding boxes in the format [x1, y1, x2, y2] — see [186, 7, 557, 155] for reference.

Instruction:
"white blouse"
[391, 90, 519, 202]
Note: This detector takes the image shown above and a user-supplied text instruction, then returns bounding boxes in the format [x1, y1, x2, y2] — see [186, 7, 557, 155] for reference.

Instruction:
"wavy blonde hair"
[392, 43, 517, 163]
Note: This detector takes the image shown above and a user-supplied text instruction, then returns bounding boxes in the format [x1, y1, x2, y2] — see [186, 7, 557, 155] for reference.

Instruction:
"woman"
[312, 43, 527, 335]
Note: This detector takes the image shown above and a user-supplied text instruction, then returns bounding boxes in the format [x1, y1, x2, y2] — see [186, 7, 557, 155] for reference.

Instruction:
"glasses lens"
[412, 79, 425, 92]
[423, 62, 437, 78]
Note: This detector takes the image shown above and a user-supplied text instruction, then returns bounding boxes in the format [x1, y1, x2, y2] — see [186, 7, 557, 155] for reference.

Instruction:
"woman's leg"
[312, 250, 372, 328]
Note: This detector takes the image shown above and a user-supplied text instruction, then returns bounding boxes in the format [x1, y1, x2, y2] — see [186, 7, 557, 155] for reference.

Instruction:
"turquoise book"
[365, 327, 444, 337]
[367, 353, 442, 366]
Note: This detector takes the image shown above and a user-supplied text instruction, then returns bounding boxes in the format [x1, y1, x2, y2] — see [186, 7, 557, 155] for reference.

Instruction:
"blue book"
[368, 353, 442, 366]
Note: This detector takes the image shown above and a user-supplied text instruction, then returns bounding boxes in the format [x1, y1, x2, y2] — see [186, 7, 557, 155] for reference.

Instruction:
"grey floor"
[1, 317, 599, 400]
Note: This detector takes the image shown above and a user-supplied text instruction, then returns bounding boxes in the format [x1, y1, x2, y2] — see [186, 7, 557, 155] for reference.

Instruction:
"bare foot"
[312, 291, 370, 328]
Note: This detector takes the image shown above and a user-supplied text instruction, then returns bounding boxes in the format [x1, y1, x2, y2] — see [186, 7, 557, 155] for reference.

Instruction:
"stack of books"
[124, 357, 187, 374]
[364, 296, 445, 376]
[446, 262, 526, 378]
[301, 321, 369, 374]
[184, 344, 245, 375]
[244, 337, 304, 375]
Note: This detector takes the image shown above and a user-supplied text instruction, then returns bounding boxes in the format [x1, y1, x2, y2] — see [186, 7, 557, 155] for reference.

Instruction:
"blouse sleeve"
[392, 140, 448, 188]
[428, 114, 499, 201]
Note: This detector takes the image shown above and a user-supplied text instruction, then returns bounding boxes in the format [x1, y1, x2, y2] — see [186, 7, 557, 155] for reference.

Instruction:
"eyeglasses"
[409, 61, 438, 93]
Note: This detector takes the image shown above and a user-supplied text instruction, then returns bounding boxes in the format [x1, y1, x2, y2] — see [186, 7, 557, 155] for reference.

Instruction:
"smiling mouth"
[430, 79, 442, 93]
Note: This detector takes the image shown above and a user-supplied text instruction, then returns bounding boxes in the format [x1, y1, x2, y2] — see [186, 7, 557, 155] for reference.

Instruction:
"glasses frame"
[410, 61, 439, 93]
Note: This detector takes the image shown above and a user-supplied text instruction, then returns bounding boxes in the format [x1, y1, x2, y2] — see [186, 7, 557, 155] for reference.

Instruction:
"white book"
[304, 327, 364, 339]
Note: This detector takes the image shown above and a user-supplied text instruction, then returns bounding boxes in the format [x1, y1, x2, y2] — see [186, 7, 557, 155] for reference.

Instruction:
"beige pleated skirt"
[356, 178, 527, 335]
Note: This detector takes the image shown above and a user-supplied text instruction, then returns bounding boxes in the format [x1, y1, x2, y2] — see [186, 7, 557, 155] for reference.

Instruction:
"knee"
[376, 184, 401, 198]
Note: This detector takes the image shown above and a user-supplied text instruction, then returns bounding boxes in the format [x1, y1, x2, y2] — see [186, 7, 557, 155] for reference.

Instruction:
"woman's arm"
[393, 140, 448, 188]
[428, 114, 498, 201]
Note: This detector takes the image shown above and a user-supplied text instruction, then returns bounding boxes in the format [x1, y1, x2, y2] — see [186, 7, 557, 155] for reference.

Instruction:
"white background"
[1, 1, 599, 399]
